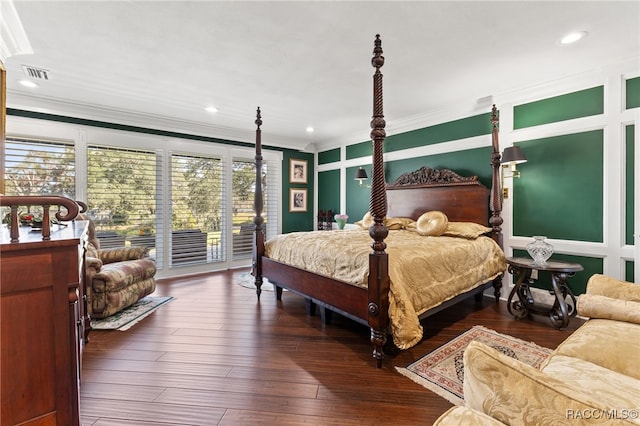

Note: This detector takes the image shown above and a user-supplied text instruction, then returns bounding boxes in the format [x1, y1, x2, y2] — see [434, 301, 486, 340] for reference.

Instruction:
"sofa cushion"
[586, 274, 640, 302]
[578, 294, 640, 325]
[92, 258, 157, 293]
[550, 318, 640, 380]
[89, 277, 156, 318]
[463, 341, 638, 425]
[433, 406, 505, 425]
[99, 246, 150, 263]
[542, 354, 640, 412]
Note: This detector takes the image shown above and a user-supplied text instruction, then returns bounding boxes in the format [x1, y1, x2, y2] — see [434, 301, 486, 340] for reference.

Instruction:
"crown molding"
[313, 56, 640, 153]
[6, 91, 309, 150]
[0, 0, 33, 63]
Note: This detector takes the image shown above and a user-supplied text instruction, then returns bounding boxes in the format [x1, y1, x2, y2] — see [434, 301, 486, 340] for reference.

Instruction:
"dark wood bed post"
[489, 104, 504, 300]
[252, 107, 265, 300]
[368, 34, 390, 368]
[489, 104, 503, 248]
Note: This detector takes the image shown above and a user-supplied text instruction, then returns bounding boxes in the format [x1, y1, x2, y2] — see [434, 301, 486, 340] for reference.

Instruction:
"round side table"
[506, 257, 583, 329]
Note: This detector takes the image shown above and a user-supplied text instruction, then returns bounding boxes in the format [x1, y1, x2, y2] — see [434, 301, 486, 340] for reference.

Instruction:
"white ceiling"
[3, 1, 639, 151]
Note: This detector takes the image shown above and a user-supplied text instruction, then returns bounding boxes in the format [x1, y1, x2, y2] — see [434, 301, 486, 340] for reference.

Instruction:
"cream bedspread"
[265, 229, 506, 349]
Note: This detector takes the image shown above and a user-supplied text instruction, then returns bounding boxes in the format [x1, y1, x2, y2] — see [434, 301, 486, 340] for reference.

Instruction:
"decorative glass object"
[526, 236, 554, 265]
[334, 213, 349, 230]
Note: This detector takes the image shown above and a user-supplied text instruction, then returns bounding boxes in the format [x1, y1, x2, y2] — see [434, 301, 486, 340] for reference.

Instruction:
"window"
[232, 159, 258, 259]
[4, 137, 75, 197]
[4, 117, 282, 277]
[231, 158, 279, 260]
[3, 137, 75, 220]
[86, 145, 158, 252]
[170, 153, 222, 266]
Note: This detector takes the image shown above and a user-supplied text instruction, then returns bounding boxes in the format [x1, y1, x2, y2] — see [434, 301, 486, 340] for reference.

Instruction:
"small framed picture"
[289, 158, 308, 184]
[289, 188, 307, 212]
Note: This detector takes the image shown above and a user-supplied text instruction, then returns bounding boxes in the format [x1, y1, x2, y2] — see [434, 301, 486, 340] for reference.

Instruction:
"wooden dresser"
[1, 220, 88, 426]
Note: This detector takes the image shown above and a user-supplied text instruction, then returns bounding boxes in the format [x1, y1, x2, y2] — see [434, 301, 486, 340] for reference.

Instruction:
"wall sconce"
[501, 146, 527, 199]
[354, 167, 371, 188]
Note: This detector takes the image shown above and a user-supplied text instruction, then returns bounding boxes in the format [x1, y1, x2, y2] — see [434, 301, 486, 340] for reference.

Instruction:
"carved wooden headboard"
[386, 167, 490, 225]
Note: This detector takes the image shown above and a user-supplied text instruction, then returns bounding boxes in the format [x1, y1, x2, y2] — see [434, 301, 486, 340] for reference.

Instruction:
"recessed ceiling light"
[205, 106, 218, 113]
[18, 79, 39, 88]
[306, 126, 314, 133]
[560, 31, 588, 45]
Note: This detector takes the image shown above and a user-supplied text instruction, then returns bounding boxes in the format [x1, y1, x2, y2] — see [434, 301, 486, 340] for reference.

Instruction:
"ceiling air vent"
[22, 65, 50, 80]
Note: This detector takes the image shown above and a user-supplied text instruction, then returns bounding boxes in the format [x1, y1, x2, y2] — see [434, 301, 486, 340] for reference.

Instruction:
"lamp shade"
[501, 146, 527, 164]
[355, 167, 368, 180]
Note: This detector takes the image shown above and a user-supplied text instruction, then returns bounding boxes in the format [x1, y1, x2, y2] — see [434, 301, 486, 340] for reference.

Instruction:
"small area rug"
[396, 325, 552, 405]
[90, 296, 174, 331]
[235, 271, 274, 291]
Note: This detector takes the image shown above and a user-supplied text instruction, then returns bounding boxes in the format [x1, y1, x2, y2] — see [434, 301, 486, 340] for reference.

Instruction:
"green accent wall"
[318, 148, 341, 165]
[626, 261, 635, 283]
[345, 112, 492, 160]
[385, 146, 494, 188]
[513, 250, 602, 295]
[384, 112, 492, 153]
[513, 86, 604, 129]
[318, 169, 340, 215]
[281, 150, 315, 233]
[626, 125, 635, 245]
[346, 141, 371, 160]
[513, 130, 604, 242]
[346, 164, 371, 222]
[627, 77, 640, 109]
[344, 147, 494, 223]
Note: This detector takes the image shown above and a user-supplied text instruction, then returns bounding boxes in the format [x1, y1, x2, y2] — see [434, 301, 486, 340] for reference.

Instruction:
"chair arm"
[585, 274, 640, 302]
[462, 341, 633, 425]
[98, 246, 150, 264]
[85, 255, 103, 272]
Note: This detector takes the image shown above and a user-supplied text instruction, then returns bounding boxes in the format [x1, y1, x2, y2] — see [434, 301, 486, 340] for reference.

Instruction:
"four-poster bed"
[252, 35, 506, 367]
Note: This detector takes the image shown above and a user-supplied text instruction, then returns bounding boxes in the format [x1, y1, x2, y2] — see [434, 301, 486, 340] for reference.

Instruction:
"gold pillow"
[443, 222, 492, 239]
[355, 211, 374, 229]
[356, 212, 414, 230]
[385, 216, 415, 230]
[416, 211, 449, 236]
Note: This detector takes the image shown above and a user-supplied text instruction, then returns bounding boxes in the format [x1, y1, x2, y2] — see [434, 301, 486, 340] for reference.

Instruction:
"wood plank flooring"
[80, 269, 584, 425]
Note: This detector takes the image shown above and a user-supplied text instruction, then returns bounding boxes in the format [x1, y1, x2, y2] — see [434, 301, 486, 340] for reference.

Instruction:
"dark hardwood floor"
[80, 268, 583, 425]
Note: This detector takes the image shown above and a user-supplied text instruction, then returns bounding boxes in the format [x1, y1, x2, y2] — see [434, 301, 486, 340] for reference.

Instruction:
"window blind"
[170, 153, 223, 266]
[3, 137, 76, 220]
[86, 145, 158, 254]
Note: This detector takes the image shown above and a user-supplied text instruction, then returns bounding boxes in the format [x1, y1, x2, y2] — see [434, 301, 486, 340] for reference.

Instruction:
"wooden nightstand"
[506, 257, 583, 329]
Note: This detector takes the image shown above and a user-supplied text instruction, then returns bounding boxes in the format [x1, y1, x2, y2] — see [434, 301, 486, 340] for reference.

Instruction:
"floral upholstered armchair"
[80, 214, 157, 319]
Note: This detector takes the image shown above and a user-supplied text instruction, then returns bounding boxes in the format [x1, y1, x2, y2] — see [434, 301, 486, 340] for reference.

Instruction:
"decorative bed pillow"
[443, 222, 492, 239]
[355, 211, 374, 229]
[414, 211, 449, 236]
[355, 212, 414, 230]
[385, 216, 415, 230]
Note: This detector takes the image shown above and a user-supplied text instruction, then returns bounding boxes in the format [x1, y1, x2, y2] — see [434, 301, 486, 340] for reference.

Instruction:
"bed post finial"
[255, 106, 262, 130]
[253, 106, 265, 300]
[368, 34, 389, 368]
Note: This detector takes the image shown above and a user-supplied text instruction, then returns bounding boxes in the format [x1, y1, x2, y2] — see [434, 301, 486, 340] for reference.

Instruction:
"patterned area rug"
[90, 296, 174, 331]
[235, 271, 274, 291]
[396, 325, 552, 405]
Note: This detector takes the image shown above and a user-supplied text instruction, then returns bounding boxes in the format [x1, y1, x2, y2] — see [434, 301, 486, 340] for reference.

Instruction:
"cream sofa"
[434, 274, 640, 425]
